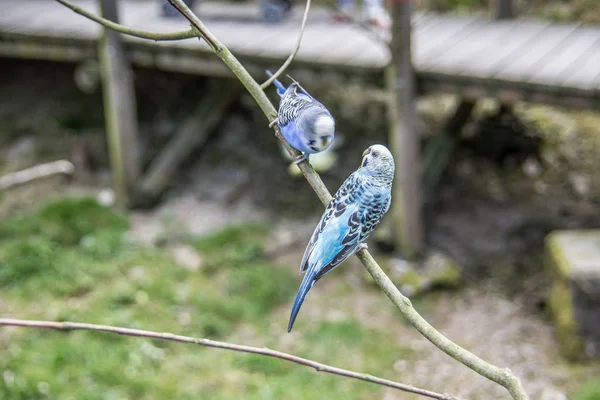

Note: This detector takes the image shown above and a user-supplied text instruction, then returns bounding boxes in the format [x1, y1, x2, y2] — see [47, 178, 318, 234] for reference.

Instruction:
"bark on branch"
[53, 1, 530, 399]
[0, 160, 75, 191]
[55, 0, 196, 41]
[0, 318, 458, 400]
[260, 0, 311, 89]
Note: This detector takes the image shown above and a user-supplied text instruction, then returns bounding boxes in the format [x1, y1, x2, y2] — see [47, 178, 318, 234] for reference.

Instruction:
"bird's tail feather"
[265, 69, 286, 96]
[287, 266, 318, 332]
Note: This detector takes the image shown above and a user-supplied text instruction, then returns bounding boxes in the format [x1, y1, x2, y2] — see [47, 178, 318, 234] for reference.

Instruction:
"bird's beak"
[362, 147, 371, 158]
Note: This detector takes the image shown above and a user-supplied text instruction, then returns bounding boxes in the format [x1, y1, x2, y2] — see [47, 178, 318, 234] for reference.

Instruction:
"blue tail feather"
[265, 69, 286, 96]
[287, 267, 318, 332]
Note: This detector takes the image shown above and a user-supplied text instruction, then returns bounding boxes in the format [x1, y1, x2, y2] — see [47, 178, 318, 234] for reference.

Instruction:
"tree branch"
[59, 3, 530, 399]
[166, 0, 333, 204]
[55, 0, 196, 41]
[355, 251, 530, 400]
[0, 318, 459, 400]
[260, 0, 311, 90]
[0, 160, 75, 191]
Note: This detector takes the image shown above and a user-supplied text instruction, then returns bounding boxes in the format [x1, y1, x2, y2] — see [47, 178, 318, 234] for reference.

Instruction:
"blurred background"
[0, 0, 599, 399]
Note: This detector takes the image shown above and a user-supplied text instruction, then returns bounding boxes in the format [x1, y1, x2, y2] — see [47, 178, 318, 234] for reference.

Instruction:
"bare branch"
[356, 251, 530, 400]
[0, 160, 75, 191]
[260, 0, 311, 90]
[54, 0, 196, 41]
[166, 1, 325, 197]
[0, 318, 459, 400]
[59, 3, 530, 399]
[166, 0, 221, 51]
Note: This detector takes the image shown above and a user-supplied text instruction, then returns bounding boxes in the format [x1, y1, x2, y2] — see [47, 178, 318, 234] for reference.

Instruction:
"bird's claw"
[357, 243, 369, 251]
[294, 153, 309, 164]
[269, 118, 279, 128]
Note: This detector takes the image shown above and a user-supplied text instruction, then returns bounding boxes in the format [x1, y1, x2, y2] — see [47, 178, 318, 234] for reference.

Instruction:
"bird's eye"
[372, 151, 379, 158]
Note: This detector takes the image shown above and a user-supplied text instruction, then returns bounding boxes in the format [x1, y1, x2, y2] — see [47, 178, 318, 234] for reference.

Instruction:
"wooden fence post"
[98, 0, 140, 209]
[387, 0, 422, 260]
[495, 0, 515, 19]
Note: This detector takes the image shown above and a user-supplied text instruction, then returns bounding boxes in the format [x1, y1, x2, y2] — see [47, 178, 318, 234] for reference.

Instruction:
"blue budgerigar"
[288, 144, 395, 332]
[266, 70, 335, 164]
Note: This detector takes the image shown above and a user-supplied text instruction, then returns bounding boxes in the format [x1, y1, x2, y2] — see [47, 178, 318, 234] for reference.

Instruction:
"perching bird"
[266, 70, 335, 164]
[288, 144, 395, 332]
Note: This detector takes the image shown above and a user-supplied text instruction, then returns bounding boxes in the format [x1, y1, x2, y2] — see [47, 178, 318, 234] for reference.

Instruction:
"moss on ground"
[0, 196, 413, 400]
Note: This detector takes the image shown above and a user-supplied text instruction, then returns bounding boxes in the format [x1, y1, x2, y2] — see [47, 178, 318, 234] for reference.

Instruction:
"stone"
[546, 230, 600, 359]
[368, 250, 462, 297]
[170, 244, 203, 271]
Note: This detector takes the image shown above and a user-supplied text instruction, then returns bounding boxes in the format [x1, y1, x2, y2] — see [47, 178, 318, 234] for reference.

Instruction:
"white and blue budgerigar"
[288, 144, 395, 332]
[266, 70, 335, 164]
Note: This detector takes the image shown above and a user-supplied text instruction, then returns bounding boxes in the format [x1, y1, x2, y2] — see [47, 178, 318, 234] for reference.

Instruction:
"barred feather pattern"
[300, 171, 391, 279]
[287, 144, 394, 332]
[278, 85, 326, 127]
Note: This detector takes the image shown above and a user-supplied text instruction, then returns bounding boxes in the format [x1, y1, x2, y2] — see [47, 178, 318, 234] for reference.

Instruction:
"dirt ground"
[1, 58, 599, 398]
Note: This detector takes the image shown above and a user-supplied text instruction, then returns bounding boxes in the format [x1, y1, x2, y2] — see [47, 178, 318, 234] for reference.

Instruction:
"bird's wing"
[299, 172, 364, 274]
[278, 85, 314, 127]
[313, 188, 391, 281]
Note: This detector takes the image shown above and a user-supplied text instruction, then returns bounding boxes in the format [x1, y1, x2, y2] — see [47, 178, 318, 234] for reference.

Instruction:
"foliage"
[0, 197, 128, 296]
[0, 197, 413, 399]
[573, 378, 600, 400]
[192, 222, 270, 274]
[422, 0, 482, 13]
[0, 196, 128, 247]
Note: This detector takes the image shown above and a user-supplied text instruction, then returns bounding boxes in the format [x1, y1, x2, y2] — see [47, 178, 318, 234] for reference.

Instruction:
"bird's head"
[360, 144, 395, 185]
[311, 114, 335, 151]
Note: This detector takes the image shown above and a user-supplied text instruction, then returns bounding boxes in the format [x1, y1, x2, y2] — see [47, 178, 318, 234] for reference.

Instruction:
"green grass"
[574, 378, 600, 400]
[0, 196, 410, 399]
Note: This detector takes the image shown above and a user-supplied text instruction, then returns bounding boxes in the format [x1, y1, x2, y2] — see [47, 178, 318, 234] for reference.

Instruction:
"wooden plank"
[490, 23, 581, 81]
[0, 0, 58, 22]
[119, 0, 161, 26]
[313, 27, 384, 66]
[19, 4, 88, 33]
[0, 0, 101, 38]
[125, 1, 191, 34]
[413, 16, 489, 67]
[414, 13, 445, 35]
[560, 42, 600, 89]
[495, 0, 515, 19]
[388, 1, 422, 258]
[239, 20, 307, 57]
[98, 0, 140, 209]
[528, 28, 600, 85]
[456, 20, 550, 77]
[294, 25, 361, 62]
[423, 19, 521, 72]
[344, 40, 388, 67]
[216, 22, 287, 55]
[0, 1, 62, 33]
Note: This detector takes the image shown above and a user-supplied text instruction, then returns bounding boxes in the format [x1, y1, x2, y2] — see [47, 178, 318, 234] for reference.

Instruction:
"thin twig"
[166, 1, 315, 186]
[54, 0, 196, 41]
[0, 160, 75, 191]
[60, 3, 530, 399]
[166, 0, 221, 51]
[260, 0, 312, 89]
[0, 318, 458, 400]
